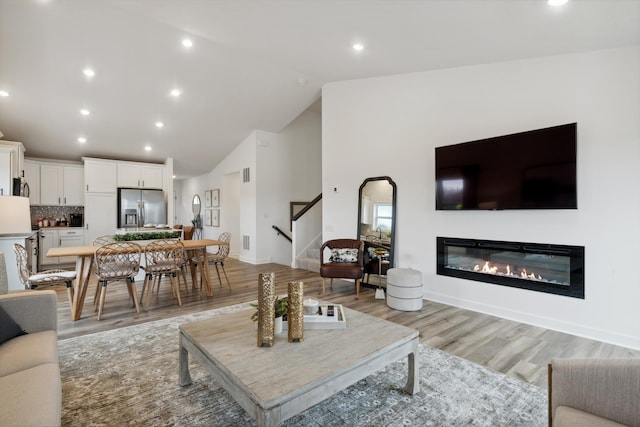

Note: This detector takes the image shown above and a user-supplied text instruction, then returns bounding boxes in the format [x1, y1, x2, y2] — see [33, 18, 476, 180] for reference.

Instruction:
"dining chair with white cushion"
[14, 243, 77, 309]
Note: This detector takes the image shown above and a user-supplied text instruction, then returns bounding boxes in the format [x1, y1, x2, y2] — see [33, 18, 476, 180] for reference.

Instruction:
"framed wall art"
[205, 190, 212, 208]
[204, 209, 213, 226]
[211, 209, 220, 227]
[211, 189, 220, 207]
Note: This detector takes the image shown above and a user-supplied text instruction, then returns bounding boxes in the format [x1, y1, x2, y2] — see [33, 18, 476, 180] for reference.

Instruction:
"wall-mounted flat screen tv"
[435, 123, 577, 210]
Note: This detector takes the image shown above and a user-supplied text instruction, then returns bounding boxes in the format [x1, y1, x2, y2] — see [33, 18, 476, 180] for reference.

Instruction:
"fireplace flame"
[473, 262, 544, 281]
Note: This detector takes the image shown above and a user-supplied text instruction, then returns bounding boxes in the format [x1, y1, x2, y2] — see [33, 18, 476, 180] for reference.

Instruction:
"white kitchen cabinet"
[40, 228, 84, 266]
[0, 141, 25, 196]
[58, 228, 84, 264]
[84, 193, 117, 245]
[40, 164, 84, 206]
[117, 162, 163, 189]
[23, 159, 40, 205]
[84, 158, 117, 193]
[39, 229, 58, 267]
[0, 149, 11, 196]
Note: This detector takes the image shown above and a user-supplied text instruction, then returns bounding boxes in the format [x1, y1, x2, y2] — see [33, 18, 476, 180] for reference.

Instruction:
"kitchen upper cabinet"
[23, 160, 40, 205]
[84, 158, 117, 193]
[117, 162, 163, 189]
[0, 149, 11, 196]
[40, 164, 84, 206]
[0, 141, 25, 196]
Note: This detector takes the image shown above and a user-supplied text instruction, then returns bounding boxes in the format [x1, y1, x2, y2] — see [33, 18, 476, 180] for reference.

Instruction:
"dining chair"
[93, 241, 142, 320]
[140, 239, 185, 311]
[182, 226, 204, 288]
[319, 238, 365, 297]
[191, 232, 232, 291]
[14, 243, 77, 309]
[92, 235, 116, 303]
[183, 226, 195, 240]
[93, 235, 116, 246]
[209, 232, 232, 290]
[144, 239, 186, 294]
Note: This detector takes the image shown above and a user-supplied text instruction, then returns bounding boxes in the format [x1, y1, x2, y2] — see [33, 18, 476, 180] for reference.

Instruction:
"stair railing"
[272, 225, 292, 243]
[292, 193, 322, 223]
[291, 193, 323, 268]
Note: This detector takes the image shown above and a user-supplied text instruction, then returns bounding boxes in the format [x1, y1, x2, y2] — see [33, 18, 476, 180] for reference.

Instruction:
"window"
[374, 204, 392, 231]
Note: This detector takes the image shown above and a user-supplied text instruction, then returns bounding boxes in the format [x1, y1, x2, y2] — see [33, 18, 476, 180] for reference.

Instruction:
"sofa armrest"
[549, 358, 640, 427]
[0, 290, 57, 333]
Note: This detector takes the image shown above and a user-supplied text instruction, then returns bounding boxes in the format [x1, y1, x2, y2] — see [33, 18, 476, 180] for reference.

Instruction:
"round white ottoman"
[386, 268, 423, 311]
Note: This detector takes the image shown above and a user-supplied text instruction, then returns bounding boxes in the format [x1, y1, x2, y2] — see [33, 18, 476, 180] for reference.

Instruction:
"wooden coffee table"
[179, 306, 419, 426]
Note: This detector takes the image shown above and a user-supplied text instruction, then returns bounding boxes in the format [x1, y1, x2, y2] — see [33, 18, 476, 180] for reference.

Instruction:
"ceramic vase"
[257, 272, 276, 347]
[287, 281, 304, 343]
[274, 316, 283, 335]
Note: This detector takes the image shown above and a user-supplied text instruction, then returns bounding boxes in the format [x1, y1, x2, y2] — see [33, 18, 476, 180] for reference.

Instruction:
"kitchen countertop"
[115, 227, 174, 235]
[36, 226, 84, 229]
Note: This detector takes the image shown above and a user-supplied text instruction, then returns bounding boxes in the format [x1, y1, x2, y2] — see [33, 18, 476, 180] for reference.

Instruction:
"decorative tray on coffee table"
[283, 304, 346, 330]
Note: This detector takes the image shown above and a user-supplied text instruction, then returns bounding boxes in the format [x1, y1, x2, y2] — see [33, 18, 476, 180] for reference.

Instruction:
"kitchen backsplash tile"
[31, 206, 84, 227]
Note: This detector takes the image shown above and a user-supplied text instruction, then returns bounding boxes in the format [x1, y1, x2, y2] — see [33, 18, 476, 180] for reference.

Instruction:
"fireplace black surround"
[437, 237, 584, 298]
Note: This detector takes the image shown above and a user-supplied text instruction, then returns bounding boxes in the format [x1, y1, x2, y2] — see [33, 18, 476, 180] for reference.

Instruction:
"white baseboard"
[422, 290, 640, 352]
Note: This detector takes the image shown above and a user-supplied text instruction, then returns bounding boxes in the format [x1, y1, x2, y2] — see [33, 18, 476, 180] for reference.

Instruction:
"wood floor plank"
[53, 257, 640, 389]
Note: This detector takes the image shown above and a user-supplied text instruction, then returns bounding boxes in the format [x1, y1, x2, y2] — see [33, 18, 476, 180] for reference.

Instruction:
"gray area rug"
[59, 303, 547, 426]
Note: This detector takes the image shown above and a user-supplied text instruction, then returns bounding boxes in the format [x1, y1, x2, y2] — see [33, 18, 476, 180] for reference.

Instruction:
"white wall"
[179, 109, 321, 265]
[179, 131, 256, 262]
[256, 110, 322, 265]
[322, 46, 640, 350]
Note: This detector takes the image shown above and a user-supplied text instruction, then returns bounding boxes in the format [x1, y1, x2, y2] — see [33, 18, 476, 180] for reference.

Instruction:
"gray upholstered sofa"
[0, 290, 61, 427]
[548, 358, 640, 427]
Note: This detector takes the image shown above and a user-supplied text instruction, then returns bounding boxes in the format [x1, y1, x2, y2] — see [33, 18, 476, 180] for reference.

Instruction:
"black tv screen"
[435, 123, 577, 210]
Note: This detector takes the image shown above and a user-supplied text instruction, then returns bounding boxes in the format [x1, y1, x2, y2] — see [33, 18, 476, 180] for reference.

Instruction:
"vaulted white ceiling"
[0, 0, 638, 178]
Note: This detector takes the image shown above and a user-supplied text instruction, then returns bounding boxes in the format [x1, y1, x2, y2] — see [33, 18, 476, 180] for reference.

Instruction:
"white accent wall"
[179, 109, 321, 265]
[322, 46, 640, 350]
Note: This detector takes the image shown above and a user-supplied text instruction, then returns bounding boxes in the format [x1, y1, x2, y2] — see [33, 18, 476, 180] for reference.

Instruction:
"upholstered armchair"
[319, 239, 364, 297]
[548, 358, 640, 427]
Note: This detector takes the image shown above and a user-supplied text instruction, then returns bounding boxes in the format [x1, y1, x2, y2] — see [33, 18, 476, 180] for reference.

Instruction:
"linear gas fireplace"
[437, 237, 585, 299]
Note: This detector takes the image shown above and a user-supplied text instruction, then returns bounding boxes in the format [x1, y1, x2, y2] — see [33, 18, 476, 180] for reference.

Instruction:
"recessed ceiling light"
[77, 137, 87, 143]
[353, 43, 364, 52]
[155, 121, 164, 128]
[172, 175, 176, 179]
[0, 90, 9, 97]
[144, 145, 152, 152]
[182, 38, 193, 48]
[83, 68, 95, 78]
[170, 88, 181, 97]
[80, 108, 90, 116]
[548, 0, 568, 5]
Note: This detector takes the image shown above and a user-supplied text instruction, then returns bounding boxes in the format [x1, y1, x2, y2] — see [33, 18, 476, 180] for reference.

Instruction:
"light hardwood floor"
[54, 258, 640, 389]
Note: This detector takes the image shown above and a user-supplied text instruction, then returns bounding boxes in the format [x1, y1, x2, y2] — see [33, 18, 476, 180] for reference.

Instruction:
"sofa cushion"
[0, 306, 27, 345]
[554, 406, 628, 427]
[0, 363, 61, 427]
[0, 330, 58, 376]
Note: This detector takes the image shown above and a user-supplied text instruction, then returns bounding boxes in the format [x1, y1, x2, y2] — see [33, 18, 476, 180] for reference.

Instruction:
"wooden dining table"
[47, 239, 228, 321]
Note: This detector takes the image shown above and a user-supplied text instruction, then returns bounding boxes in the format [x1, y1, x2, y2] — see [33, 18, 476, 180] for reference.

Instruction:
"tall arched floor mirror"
[357, 176, 397, 287]
[192, 194, 203, 239]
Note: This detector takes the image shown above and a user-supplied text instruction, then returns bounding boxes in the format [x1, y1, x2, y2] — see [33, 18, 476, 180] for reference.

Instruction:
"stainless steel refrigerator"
[117, 188, 166, 228]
